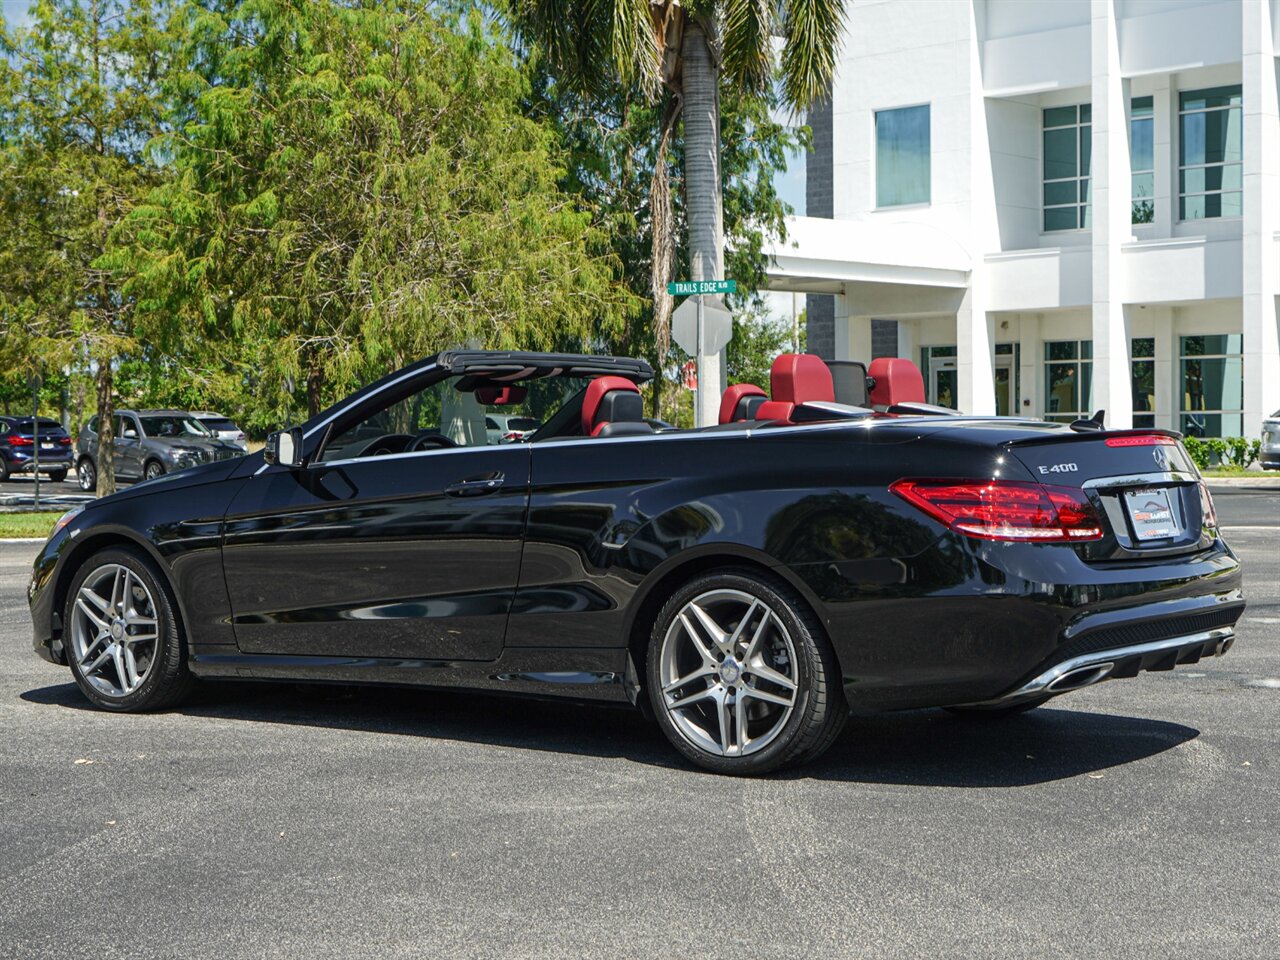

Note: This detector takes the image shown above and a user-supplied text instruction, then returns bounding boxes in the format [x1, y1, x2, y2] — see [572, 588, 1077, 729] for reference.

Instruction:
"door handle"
[445, 471, 505, 497]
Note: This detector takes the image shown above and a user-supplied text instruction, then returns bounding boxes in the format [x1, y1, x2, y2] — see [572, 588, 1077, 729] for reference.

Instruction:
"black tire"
[63, 547, 194, 712]
[144, 460, 165, 481]
[48, 469, 67, 484]
[646, 568, 846, 775]
[944, 696, 1052, 720]
[0, 457, 9, 482]
[77, 457, 96, 492]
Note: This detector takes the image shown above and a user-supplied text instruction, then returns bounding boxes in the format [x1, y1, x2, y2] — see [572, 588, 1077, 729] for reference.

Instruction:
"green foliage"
[528, 67, 804, 414]
[111, 0, 636, 427]
[1182, 436, 1211, 470]
[0, 0, 185, 491]
[1187, 435, 1260, 470]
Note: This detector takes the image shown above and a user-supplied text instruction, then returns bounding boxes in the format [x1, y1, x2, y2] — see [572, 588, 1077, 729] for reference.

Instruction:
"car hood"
[84, 458, 242, 507]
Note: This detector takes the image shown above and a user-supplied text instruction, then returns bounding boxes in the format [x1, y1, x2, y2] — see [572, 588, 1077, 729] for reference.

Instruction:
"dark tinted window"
[199, 417, 238, 431]
[11, 418, 63, 432]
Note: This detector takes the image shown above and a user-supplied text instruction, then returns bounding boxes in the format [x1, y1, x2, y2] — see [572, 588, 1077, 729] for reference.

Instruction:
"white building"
[767, 0, 1280, 438]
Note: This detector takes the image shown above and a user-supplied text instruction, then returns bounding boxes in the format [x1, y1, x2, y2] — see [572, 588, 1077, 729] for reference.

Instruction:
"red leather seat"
[719, 383, 767, 423]
[581, 376, 650, 437]
[755, 354, 834, 423]
[868, 358, 926, 410]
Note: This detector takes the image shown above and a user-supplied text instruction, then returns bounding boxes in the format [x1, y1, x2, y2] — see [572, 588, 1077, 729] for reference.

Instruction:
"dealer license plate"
[40, 443, 54, 450]
[1123, 487, 1178, 541]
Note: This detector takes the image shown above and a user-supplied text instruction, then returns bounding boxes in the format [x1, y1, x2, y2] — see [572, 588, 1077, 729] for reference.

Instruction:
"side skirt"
[189, 646, 633, 704]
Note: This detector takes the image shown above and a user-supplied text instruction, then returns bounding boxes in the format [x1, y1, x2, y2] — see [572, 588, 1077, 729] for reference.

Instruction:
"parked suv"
[76, 409, 245, 490]
[1263, 409, 1280, 470]
[0, 416, 73, 482]
[191, 411, 249, 451]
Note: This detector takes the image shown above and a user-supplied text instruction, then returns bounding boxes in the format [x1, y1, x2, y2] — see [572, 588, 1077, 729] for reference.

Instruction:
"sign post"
[28, 372, 43, 509]
[668, 280, 735, 427]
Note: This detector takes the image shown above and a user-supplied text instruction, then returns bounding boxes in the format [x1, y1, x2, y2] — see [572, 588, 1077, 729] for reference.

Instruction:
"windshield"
[320, 376, 588, 462]
[140, 416, 212, 439]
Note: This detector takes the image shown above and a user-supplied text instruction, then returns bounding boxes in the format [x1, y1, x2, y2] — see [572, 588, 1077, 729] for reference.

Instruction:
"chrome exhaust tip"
[1045, 662, 1115, 694]
[1217, 636, 1235, 657]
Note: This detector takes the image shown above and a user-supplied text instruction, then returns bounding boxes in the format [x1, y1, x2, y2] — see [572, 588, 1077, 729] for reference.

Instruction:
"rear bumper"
[4, 454, 73, 474]
[965, 627, 1234, 707]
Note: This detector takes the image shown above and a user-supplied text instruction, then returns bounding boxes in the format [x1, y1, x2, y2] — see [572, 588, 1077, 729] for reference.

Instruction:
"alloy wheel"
[68, 563, 160, 698]
[78, 459, 95, 491]
[657, 588, 799, 758]
[145, 461, 164, 480]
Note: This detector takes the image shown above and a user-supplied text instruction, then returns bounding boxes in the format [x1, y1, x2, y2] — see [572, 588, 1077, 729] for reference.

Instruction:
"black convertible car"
[29, 350, 1243, 774]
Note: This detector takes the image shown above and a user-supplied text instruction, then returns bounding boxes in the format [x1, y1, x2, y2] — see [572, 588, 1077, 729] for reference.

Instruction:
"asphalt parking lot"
[1, 490, 1277, 959]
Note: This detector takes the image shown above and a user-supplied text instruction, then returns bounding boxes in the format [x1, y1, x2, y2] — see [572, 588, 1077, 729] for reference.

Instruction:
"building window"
[1043, 104, 1091, 231]
[1131, 338, 1155, 428]
[1180, 335, 1243, 437]
[1044, 340, 1093, 422]
[875, 104, 930, 207]
[1131, 97, 1154, 224]
[1179, 86, 1242, 221]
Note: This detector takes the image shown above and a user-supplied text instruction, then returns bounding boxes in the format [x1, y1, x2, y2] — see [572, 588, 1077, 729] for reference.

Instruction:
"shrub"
[1183, 436, 1211, 469]
[1183, 435, 1260, 470]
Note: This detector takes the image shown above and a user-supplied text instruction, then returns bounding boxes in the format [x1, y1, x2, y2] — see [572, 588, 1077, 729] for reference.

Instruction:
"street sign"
[681, 360, 697, 391]
[672, 294, 733, 355]
[667, 279, 736, 296]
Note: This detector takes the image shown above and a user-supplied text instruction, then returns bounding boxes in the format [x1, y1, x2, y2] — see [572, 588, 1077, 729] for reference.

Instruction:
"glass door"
[929, 355, 958, 410]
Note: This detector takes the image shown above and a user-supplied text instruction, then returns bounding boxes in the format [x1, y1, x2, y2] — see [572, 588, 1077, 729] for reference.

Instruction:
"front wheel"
[646, 570, 846, 775]
[64, 548, 193, 711]
[77, 457, 96, 492]
[144, 460, 165, 481]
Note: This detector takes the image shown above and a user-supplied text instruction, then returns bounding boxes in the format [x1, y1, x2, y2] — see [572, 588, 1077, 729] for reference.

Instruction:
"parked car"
[191, 411, 249, 451]
[0, 416, 73, 482]
[484, 413, 541, 444]
[31, 351, 1243, 775]
[1262, 409, 1280, 470]
[75, 409, 245, 490]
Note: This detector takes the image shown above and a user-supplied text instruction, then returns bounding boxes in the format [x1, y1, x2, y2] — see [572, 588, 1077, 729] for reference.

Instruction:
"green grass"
[0, 512, 62, 539]
[1201, 465, 1264, 477]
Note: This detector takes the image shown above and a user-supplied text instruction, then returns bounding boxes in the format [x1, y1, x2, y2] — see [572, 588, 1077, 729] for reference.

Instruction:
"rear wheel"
[48, 469, 67, 484]
[0, 457, 9, 482]
[77, 457, 96, 491]
[64, 548, 193, 711]
[646, 569, 846, 775]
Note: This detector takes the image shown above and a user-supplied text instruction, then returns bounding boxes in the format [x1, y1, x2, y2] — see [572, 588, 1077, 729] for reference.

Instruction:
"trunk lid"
[1005, 430, 1214, 559]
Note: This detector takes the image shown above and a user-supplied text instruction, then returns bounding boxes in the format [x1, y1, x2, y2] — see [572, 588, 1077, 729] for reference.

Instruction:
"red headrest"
[719, 383, 767, 424]
[868, 358, 926, 408]
[474, 386, 528, 406]
[581, 376, 641, 435]
[769, 354, 834, 405]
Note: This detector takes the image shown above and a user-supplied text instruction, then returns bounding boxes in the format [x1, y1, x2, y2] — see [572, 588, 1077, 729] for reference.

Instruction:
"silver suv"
[1263, 409, 1280, 471]
[76, 409, 245, 490]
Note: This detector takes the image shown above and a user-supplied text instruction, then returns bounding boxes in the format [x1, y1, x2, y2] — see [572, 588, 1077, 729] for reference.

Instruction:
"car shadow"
[21, 681, 1198, 787]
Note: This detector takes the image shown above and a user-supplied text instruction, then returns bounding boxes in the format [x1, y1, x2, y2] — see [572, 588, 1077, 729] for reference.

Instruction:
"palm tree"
[507, 0, 845, 425]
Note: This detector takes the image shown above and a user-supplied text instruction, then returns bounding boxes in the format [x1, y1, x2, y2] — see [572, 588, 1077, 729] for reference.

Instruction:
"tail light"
[890, 478, 1104, 542]
[1199, 482, 1218, 530]
[9, 436, 33, 446]
[1104, 435, 1177, 447]
[503, 431, 522, 441]
[58, 436, 71, 445]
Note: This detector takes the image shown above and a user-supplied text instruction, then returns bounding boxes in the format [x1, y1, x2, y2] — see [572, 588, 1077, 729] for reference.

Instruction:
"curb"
[1203, 477, 1280, 488]
[0, 538, 45, 544]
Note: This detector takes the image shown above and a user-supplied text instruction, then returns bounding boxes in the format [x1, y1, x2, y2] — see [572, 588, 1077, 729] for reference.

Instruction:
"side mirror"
[264, 426, 304, 468]
[121, 428, 138, 439]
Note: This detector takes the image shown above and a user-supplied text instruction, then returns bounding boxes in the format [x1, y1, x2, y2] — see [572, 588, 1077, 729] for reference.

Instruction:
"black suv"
[0, 417, 73, 483]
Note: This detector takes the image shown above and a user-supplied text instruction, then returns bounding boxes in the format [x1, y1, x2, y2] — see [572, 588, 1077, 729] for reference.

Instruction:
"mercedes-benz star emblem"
[1153, 446, 1170, 469]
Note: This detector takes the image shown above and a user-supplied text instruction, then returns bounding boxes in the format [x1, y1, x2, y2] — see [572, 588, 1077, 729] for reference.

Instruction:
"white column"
[962, 1, 997, 416]
[834, 298, 872, 364]
[1090, 0, 1133, 429]
[956, 288, 995, 414]
[1150, 81, 1174, 240]
[1152, 306, 1176, 430]
[1242, 0, 1280, 439]
[1019, 313, 1041, 417]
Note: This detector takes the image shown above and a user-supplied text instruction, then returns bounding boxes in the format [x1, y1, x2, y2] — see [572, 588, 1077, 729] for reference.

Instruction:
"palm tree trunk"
[682, 18, 726, 427]
[94, 357, 116, 496]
